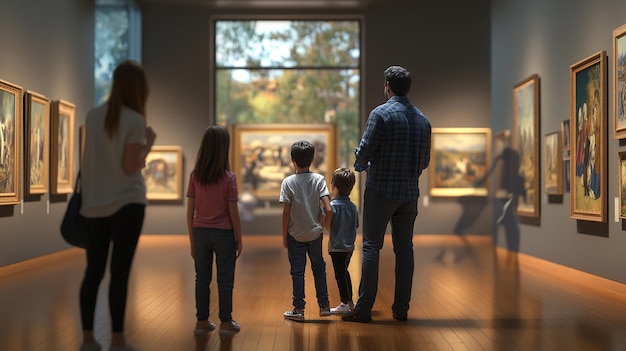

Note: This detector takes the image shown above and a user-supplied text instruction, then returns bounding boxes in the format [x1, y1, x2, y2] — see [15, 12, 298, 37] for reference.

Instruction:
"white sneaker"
[330, 302, 352, 314]
[284, 308, 305, 321]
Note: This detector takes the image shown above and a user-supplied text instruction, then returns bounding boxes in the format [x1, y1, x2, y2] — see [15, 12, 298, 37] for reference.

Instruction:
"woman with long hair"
[79, 60, 156, 351]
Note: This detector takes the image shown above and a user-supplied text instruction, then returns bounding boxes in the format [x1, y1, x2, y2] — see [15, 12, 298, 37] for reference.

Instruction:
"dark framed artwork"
[570, 51, 607, 222]
[613, 23, 626, 139]
[0, 80, 23, 205]
[230, 123, 337, 200]
[429, 128, 491, 197]
[544, 131, 562, 195]
[513, 74, 540, 218]
[24, 91, 50, 195]
[142, 145, 183, 201]
[50, 100, 75, 195]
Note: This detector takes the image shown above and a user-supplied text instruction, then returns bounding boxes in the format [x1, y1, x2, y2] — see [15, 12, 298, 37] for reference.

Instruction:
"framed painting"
[570, 51, 607, 222]
[50, 100, 75, 195]
[613, 24, 626, 139]
[620, 152, 626, 218]
[230, 123, 337, 200]
[0, 80, 23, 205]
[24, 91, 50, 195]
[513, 74, 540, 218]
[544, 131, 562, 195]
[142, 145, 183, 201]
[429, 128, 491, 197]
[493, 130, 511, 198]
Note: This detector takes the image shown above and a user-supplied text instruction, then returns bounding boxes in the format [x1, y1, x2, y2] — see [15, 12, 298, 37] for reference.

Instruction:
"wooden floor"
[2, 234, 626, 351]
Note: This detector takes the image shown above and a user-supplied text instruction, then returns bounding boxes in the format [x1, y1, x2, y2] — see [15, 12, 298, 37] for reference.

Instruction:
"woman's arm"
[122, 127, 156, 175]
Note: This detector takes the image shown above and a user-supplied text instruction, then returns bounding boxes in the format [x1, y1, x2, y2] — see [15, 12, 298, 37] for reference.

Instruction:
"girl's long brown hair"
[193, 125, 230, 186]
[105, 60, 149, 138]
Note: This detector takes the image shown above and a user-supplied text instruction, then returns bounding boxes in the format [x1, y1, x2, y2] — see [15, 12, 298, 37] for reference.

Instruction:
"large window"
[94, 0, 141, 105]
[214, 19, 361, 174]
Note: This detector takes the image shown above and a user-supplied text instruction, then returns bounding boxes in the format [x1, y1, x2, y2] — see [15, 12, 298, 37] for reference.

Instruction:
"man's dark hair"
[291, 140, 315, 168]
[385, 65, 412, 96]
[331, 168, 356, 196]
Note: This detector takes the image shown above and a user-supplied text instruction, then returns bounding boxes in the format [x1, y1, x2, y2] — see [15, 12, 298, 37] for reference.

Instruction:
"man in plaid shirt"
[343, 65, 431, 323]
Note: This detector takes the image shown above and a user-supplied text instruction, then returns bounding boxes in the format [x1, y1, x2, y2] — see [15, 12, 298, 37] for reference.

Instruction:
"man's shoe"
[392, 312, 408, 321]
[341, 307, 372, 323]
[219, 320, 240, 336]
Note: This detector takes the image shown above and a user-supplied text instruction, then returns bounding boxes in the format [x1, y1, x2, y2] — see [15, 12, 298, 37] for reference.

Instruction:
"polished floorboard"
[1, 234, 626, 351]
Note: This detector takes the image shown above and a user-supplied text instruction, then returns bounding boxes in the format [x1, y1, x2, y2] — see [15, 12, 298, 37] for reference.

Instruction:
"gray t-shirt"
[80, 104, 147, 217]
[279, 172, 330, 242]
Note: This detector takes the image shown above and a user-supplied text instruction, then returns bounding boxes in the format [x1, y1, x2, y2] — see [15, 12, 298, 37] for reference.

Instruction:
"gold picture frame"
[0, 79, 23, 205]
[544, 131, 562, 195]
[24, 91, 50, 195]
[570, 51, 607, 222]
[142, 145, 183, 202]
[50, 100, 75, 195]
[230, 123, 337, 200]
[613, 23, 626, 139]
[513, 74, 540, 218]
[429, 127, 491, 197]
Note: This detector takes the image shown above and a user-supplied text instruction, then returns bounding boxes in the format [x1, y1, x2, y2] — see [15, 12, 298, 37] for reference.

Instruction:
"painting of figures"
[613, 24, 626, 139]
[513, 74, 540, 218]
[570, 51, 607, 222]
[143, 146, 183, 201]
[230, 124, 337, 200]
[51, 100, 75, 195]
[429, 128, 491, 197]
[25, 91, 49, 195]
[0, 80, 22, 205]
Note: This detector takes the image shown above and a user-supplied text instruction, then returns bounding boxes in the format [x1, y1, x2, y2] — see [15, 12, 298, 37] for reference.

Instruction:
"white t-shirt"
[80, 104, 147, 218]
[279, 172, 329, 242]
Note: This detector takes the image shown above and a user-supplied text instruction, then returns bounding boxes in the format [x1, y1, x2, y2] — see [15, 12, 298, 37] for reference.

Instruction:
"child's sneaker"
[194, 320, 216, 336]
[219, 320, 240, 336]
[330, 302, 352, 314]
[284, 308, 305, 321]
[319, 305, 331, 317]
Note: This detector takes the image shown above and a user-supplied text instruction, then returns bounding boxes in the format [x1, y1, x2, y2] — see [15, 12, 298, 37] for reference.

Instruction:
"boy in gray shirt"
[280, 140, 332, 321]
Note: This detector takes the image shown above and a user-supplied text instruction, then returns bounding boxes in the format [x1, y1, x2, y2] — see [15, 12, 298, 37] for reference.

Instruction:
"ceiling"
[135, 0, 388, 9]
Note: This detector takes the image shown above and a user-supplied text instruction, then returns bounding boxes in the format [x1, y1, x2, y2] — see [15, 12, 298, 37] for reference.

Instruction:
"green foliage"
[215, 20, 360, 166]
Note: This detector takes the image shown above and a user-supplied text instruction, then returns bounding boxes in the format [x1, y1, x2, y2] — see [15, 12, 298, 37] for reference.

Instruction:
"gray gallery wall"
[0, 0, 491, 267]
[138, 0, 493, 237]
[0, 0, 94, 267]
[491, 0, 626, 283]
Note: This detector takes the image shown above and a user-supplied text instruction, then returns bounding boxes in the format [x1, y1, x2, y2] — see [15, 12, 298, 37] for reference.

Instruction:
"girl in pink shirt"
[186, 125, 243, 337]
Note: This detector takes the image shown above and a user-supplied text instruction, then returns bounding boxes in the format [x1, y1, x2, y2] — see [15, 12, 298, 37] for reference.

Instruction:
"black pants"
[80, 204, 145, 333]
[330, 251, 353, 304]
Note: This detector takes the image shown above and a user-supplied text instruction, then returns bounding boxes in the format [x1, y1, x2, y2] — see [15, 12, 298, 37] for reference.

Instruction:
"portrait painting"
[24, 91, 50, 195]
[544, 131, 562, 195]
[513, 74, 540, 218]
[561, 119, 570, 160]
[429, 128, 491, 197]
[570, 51, 607, 222]
[51, 100, 75, 195]
[613, 24, 626, 139]
[230, 123, 337, 200]
[142, 146, 183, 201]
[0, 80, 23, 205]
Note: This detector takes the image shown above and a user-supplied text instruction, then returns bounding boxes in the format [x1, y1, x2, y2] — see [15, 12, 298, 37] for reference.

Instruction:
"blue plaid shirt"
[354, 95, 431, 202]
